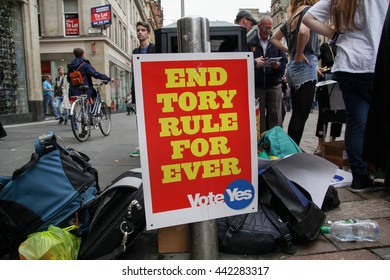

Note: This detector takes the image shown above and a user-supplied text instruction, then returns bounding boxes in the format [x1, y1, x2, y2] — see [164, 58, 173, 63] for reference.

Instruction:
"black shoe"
[64, 120, 68, 125]
[350, 172, 385, 193]
[58, 117, 64, 125]
[374, 169, 385, 187]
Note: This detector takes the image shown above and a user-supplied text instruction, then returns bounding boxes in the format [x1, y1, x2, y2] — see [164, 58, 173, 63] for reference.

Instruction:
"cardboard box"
[324, 140, 345, 155]
[324, 154, 349, 168]
[324, 140, 349, 168]
[157, 225, 190, 253]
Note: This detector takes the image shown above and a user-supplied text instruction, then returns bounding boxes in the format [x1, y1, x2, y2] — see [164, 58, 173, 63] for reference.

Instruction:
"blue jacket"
[67, 57, 111, 97]
[248, 35, 287, 88]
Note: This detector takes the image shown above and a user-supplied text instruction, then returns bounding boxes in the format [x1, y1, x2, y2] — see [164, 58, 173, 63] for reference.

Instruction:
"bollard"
[176, 16, 218, 260]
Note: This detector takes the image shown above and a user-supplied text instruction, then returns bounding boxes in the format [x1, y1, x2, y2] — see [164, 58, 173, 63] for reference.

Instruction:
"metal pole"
[181, 0, 185, 18]
[176, 16, 217, 260]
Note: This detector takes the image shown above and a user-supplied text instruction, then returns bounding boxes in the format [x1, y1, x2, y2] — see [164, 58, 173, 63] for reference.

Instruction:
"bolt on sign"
[133, 53, 258, 230]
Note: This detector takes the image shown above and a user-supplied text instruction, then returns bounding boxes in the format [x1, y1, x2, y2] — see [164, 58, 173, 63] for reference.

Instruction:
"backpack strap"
[76, 62, 85, 71]
[12, 153, 40, 180]
[260, 204, 295, 254]
[220, 214, 248, 248]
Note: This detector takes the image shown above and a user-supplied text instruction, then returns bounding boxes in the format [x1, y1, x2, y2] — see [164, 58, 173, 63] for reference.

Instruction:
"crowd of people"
[4, 1, 390, 191]
[228, 0, 390, 192]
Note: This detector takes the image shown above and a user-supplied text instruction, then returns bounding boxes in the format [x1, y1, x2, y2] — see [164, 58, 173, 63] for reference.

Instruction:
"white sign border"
[133, 52, 258, 230]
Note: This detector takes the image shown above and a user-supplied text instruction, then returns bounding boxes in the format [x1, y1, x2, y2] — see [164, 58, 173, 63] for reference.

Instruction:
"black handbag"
[217, 204, 294, 255]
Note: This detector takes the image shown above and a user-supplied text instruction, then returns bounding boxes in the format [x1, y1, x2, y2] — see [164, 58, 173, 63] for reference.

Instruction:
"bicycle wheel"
[71, 99, 91, 142]
[98, 102, 111, 136]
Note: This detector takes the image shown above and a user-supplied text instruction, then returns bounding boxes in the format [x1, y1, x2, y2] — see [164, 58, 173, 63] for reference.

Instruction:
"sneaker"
[130, 147, 140, 157]
[58, 117, 64, 125]
[44, 117, 50, 121]
[350, 173, 385, 193]
[64, 120, 68, 125]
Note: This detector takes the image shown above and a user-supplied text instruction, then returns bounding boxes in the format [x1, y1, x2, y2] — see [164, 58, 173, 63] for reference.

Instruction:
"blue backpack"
[0, 131, 99, 258]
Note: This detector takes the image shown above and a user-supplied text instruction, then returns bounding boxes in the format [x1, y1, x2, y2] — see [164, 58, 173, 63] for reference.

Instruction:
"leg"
[48, 96, 60, 119]
[287, 81, 316, 146]
[330, 122, 343, 139]
[56, 97, 64, 124]
[255, 87, 267, 135]
[336, 72, 382, 192]
[43, 95, 50, 117]
[265, 84, 283, 130]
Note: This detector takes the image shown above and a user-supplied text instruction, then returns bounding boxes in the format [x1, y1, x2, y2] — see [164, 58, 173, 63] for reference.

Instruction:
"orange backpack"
[69, 62, 85, 86]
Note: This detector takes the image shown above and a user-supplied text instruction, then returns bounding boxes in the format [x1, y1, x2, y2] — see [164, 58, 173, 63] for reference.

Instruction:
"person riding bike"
[67, 48, 112, 99]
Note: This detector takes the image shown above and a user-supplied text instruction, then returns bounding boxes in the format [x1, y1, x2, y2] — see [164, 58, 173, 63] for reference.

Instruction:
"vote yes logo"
[224, 179, 254, 210]
[187, 179, 254, 210]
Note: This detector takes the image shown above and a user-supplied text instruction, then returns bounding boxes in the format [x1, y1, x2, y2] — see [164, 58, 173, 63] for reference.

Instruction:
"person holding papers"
[248, 16, 287, 135]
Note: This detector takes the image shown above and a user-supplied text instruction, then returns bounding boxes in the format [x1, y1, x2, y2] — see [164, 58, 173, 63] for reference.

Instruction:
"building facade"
[39, 0, 162, 117]
[0, 0, 162, 124]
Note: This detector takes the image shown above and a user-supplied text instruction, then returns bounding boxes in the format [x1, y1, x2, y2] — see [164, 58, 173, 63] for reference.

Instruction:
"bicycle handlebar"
[93, 80, 111, 87]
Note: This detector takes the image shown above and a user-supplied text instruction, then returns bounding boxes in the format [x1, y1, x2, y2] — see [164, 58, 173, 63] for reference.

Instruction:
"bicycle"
[70, 82, 111, 142]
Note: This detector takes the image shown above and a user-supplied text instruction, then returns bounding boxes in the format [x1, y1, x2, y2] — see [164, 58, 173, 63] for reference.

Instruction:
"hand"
[317, 68, 324, 78]
[270, 62, 280, 69]
[255, 56, 266, 68]
[294, 53, 309, 64]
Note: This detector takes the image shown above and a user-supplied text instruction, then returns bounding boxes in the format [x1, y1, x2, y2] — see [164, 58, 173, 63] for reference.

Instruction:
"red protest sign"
[133, 53, 257, 229]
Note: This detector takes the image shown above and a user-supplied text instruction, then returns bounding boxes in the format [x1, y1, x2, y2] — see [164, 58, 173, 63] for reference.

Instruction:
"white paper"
[330, 168, 353, 188]
[264, 153, 338, 208]
[316, 79, 337, 87]
[265, 57, 282, 66]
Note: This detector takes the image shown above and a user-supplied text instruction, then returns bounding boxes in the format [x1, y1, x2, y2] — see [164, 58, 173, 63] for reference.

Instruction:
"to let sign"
[91, 4, 111, 27]
[133, 53, 258, 230]
[65, 14, 79, 36]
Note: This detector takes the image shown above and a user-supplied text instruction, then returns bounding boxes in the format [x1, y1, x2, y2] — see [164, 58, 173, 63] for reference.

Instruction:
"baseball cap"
[235, 10, 258, 25]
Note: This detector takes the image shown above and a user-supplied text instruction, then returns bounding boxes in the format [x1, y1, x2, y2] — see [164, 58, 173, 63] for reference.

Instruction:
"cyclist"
[67, 48, 112, 99]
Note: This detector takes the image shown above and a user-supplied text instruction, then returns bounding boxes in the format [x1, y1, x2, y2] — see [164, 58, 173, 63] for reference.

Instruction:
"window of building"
[37, 0, 41, 37]
[64, 0, 79, 36]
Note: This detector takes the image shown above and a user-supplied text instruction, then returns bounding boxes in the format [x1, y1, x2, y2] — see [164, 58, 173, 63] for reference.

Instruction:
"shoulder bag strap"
[328, 44, 335, 62]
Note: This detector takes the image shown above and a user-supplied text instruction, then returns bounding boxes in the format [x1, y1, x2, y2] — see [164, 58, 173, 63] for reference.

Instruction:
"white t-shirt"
[308, 0, 389, 73]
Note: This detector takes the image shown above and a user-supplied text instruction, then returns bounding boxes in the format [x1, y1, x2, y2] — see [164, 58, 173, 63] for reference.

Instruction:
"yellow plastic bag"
[18, 225, 80, 260]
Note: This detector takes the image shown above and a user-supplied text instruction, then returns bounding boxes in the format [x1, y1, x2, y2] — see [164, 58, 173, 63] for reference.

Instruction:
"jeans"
[43, 94, 59, 118]
[332, 72, 374, 174]
[55, 96, 68, 120]
[285, 53, 318, 90]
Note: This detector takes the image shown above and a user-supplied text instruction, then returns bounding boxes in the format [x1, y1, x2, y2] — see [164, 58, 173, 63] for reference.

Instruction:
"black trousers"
[287, 81, 316, 146]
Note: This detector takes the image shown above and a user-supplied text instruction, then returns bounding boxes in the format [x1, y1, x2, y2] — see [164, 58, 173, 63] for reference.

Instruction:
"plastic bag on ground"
[18, 225, 80, 260]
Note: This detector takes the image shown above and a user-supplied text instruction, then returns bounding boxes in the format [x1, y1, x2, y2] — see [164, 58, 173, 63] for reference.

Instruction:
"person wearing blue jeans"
[303, 0, 388, 192]
[334, 72, 372, 173]
[54, 67, 68, 124]
[42, 74, 61, 121]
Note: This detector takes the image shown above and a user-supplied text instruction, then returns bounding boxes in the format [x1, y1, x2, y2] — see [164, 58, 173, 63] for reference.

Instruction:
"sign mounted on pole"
[91, 4, 111, 28]
[133, 52, 258, 230]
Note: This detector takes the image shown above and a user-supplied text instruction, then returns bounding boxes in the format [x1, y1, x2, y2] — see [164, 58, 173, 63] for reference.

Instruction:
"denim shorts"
[285, 53, 318, 90]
